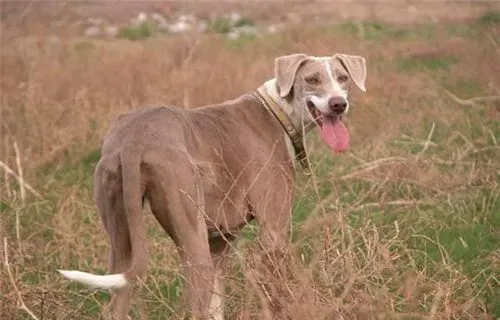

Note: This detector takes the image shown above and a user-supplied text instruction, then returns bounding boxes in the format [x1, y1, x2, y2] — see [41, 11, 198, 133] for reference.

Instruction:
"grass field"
[1, 3, 500, 320]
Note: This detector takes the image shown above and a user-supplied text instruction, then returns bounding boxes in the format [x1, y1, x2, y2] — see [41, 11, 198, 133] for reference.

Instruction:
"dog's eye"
[305, 76, 320, 85]
[337, 74, 349, 83]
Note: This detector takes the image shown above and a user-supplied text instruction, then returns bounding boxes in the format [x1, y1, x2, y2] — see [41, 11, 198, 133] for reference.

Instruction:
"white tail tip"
[58, 269, 127, 289]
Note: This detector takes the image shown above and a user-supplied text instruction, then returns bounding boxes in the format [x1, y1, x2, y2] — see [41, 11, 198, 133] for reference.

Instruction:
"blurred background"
[1, 1, 499, 319]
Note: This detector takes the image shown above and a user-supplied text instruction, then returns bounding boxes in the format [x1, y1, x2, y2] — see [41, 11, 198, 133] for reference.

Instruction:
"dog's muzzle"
[328, 96, 347, 115]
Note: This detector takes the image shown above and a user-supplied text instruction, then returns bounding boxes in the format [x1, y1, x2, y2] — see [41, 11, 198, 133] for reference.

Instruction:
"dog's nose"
[328, 97, 348, 115]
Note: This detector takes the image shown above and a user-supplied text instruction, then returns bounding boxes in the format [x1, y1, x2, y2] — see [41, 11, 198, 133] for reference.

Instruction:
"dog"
[58, 53, 367, 320]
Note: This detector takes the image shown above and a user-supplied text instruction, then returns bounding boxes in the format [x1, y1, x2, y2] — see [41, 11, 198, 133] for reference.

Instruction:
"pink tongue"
[320, 116, 349, 153]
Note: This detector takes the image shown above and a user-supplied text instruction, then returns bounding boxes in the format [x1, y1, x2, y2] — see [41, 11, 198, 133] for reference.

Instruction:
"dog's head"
[274, 53, 367, 153]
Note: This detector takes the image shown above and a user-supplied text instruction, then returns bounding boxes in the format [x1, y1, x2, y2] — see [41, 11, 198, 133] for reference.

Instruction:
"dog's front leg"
[207, 235, 233, 320]
[249, 178, 294, 319]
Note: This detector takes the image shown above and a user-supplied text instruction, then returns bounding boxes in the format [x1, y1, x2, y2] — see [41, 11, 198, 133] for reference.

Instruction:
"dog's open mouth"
[307, 100, 349, 153]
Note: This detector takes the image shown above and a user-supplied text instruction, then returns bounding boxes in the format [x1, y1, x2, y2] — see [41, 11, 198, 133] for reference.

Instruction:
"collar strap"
[252, 87, 310, 171]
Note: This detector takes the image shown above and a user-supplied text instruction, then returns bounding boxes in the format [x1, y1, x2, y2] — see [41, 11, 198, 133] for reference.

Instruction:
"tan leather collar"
[252, 86, 310, 171]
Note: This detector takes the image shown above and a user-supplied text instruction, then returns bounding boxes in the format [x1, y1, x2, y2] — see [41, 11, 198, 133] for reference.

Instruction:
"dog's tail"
[119, 145, 149, 282]
[59, 145, 147, 290]
[57, 270, 128, 289]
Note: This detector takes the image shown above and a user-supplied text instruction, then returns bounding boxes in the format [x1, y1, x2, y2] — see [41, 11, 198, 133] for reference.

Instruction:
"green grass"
[208, 15, 255, 34]
[223, 33, 257, 51]
[332, 20, 441, 41]
[340, 20, 408, 40]
[407, 189, 500, 315]
[444, 79, 485, 98]
[119, 21, 157, 41]
[207, 17, 233, 34]
[396, 55, 458, 73]
[233, 17, 255, 28]
[330, 16, 496, 41]
[477, 10, 500, 25]
[74, 41, 96, 55]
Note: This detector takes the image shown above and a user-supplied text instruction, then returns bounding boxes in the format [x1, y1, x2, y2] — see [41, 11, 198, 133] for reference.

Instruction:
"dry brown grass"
[1, 2, 500, 320]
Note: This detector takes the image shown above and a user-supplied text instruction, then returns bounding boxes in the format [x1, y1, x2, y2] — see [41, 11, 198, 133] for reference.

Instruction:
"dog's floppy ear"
[334, 53, 367, 92]
[275, 53, 308, 98]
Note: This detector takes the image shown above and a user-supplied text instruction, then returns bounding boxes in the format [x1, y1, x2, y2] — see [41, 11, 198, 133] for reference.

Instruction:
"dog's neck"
[261, 79, 298, 128]
[254, 78, 311, 171]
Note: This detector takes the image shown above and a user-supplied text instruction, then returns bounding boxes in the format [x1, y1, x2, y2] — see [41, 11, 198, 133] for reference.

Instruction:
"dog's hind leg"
[153, 205, 216, 320]
[148, 160, 218, 320]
